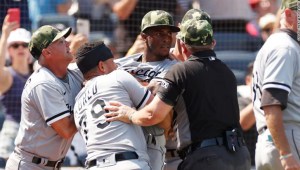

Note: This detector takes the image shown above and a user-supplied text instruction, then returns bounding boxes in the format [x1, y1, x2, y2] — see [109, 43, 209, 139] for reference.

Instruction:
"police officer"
[105, 16, 251, 170]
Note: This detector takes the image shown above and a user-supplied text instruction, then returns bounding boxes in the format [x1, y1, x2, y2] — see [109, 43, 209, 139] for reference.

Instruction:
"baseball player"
[5, 25, 83, 170]
[252, 0, 300, 169]
[74, 41, 152, 169]
[105, 18, 250, 170]
[115, 10, 179, 170]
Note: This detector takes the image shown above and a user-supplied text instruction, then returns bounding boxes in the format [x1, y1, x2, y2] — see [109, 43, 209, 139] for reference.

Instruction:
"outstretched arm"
[0, 15, 19, 93]
[110, 0, 138, 20]
[105, 96, 173, 126]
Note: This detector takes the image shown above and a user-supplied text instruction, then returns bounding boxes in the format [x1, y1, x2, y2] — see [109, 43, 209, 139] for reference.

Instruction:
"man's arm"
[240, 103, 255, 131]
[51, 115, 77, 139]
[0, 15, 19, 93]
[264, 105, 300, 169]
[110, 0, 138, 20]
[105, 96, 173, 126]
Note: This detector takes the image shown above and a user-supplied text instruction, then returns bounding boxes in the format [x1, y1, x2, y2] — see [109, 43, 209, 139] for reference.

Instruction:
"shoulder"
[115, 53, 142, 65]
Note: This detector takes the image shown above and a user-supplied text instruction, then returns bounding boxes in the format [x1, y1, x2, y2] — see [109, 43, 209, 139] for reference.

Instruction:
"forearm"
[240, 103, 255, 131]
[131, 109, 161, 126]
[0, 33, 9, 69]
[52, 115, 78, 139]
[264, 105, 291, 156]
[112, 0, 138, 20]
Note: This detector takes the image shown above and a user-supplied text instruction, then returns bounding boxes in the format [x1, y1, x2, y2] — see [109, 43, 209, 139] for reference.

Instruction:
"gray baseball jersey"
[115, 53, 177, 170]
[252, 32, 300, 132]
[74, 70, 151, 162]
[115, 53, 177, 136]
[14, 64, 83, 161]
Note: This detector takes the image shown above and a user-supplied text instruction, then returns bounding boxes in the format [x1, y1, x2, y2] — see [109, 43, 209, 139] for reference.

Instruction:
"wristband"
[129, 111, 135, 124]
[279, 153, 293, 160]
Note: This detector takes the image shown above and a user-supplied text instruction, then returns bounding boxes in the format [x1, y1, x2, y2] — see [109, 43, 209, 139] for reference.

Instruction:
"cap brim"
[143, 25, 180, 33]
[52, 27, 72, 43]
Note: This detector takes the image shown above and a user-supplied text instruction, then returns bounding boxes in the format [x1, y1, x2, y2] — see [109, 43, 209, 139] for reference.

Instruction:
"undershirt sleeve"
[261, 88, 288, 110]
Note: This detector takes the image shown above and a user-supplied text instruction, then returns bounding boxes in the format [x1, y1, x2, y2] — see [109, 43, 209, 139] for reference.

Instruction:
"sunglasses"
[10, 43, 28, 49]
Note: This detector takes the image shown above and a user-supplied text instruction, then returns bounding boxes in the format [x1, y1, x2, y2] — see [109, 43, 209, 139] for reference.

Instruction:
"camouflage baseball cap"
[281, 0, 298, 10]
[29, 25, 72, 59]
[141, 10, 180, 33]
[178, 19, 213, 46]
[181, 9, 212, 25]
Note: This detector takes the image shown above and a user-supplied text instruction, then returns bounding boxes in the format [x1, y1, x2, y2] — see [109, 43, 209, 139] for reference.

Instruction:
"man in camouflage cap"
[181, 9, 212, 25]
[281, 0, 298, 10]
[115, 10, 179, 170]
[171, 18, 251, 169]
[171, 9, 212, 61]
[140, 10, 180, 33]
[251, 0, 300, 169]
[29, 25, 72, 60]
[6, 25, 83, 169]
[104, 16, 251, 170]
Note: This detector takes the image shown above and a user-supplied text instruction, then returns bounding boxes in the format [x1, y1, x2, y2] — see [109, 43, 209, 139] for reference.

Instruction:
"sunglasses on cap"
[10, 43, 29, 49]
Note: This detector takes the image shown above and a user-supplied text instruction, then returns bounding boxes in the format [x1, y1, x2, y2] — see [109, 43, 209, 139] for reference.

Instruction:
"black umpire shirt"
[157, 50, 240, 150]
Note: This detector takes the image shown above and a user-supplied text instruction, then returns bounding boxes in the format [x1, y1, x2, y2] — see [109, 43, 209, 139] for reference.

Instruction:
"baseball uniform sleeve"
[32, 83, 71, 126]
[116, 70, 151, 109]
[262, 47, 297, 93]
[157, 63, 185, 106]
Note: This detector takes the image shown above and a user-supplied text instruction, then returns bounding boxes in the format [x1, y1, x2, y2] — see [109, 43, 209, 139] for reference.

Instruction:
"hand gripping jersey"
[73, 70, 151, 162]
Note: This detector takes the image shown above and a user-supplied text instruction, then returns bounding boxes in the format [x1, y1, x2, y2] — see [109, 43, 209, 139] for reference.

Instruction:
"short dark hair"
[76, 41, 113, 74]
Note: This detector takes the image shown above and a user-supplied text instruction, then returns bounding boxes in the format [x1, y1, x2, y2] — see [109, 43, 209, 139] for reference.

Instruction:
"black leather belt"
[258, 126, 268, 135]
[32, 156, 63, 169]
[192, 137, 224, 150]
[86, 151, 139, 168]
[188, 137, 245, 154]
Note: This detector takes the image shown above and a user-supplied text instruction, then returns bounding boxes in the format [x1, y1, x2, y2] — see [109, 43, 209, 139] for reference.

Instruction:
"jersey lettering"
[252, 71, 262, 102]
[78, 84, 98, 111]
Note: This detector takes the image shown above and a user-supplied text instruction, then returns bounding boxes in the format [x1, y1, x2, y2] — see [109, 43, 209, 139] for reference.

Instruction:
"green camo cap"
[178, 19, 213, 46]
[281, 0, 298, 10]
[181, 9, 212, 25]
[29, 25, 72, 59]
[141, 10, 180, 33]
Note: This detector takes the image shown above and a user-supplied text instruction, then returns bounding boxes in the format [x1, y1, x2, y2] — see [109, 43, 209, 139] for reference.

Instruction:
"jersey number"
[91, 99, 110, 129]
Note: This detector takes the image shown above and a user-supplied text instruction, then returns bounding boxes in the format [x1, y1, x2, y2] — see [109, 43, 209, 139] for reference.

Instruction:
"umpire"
[105, 15, 251, 170]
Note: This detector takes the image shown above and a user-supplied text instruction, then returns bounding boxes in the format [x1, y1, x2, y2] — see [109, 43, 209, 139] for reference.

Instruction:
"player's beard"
[146, 42, 169, 61]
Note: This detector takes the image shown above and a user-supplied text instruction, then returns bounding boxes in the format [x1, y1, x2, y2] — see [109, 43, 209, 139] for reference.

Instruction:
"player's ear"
[41, 48, 51, 58]
[98, 61, 105, 73]
[140, 32, 147, 40]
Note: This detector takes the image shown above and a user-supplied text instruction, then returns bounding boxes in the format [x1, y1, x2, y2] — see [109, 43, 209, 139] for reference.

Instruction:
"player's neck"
[142, 52, 165, 63]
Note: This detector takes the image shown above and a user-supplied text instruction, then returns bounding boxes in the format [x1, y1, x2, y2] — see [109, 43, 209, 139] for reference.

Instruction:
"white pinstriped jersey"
[73, 70, 151, 162]
[15, 64, 83, 161]
[115, 53, 177, 136]
[252, 32, 300, 131]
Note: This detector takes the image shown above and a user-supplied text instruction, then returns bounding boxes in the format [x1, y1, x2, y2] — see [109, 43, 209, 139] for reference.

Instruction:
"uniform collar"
[192, 50, 216, 59]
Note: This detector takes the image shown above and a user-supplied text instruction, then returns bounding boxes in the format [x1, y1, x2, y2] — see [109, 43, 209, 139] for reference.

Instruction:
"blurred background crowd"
[0, 0, 282, 168]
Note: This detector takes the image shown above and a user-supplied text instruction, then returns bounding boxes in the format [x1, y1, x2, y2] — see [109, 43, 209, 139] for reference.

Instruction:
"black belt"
[258, 126, 268, 135]
[192, 137, 224, 151]
[188, 137, 245, 154]
[32, 156, 64, 169]
[86, 151, 139, 168]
